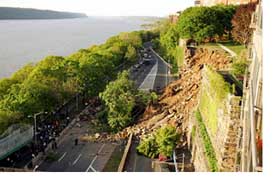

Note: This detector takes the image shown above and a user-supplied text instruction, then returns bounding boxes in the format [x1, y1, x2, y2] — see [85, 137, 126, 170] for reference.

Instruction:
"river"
[0, 17, 151, 78]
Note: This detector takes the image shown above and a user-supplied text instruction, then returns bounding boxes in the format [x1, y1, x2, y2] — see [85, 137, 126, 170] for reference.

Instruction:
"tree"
[137, 125, 180, 158]
[177, 6, 236, 43]
[99, 71, 136, 131]
[231, 2, 257, 45]
[0, 110, 23, 134]
[125, 45, 137, 62]
[0, 78, 17, 100]
[214, 5, 236, 39]
[137, 135, 159, 158]
[155, 125, 180, 157]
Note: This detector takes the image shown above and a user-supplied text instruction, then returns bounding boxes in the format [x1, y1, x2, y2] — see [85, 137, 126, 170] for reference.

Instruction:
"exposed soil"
[82, 48, 231, 145]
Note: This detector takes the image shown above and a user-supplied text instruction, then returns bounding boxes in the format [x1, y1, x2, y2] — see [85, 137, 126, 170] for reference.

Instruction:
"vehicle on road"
[143, 58, 152, 65]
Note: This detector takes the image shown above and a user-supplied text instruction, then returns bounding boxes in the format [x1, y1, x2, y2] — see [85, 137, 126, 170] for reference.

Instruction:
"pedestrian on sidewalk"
[75, 138, 78, 146]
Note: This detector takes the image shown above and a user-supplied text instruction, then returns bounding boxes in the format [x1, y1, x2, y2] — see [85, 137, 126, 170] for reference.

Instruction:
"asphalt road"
[124, 142, 153, 172]
[130, 43, 171, 92]
[37, 120, 116, 172]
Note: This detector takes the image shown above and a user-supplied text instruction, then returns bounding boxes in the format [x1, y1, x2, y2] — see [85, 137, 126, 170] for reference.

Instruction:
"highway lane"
[130, 43, 171, 92]
[124, 142, 153, 172]
[37, 43, 172, 172]
[37, 120, 116, 172]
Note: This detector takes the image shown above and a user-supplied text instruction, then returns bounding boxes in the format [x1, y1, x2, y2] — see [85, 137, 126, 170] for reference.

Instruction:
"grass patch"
[195, 110, 218, 172]
[219, 41, 246, 56]
[103, 144, 125, 172]
[175, 46, 184, 69]
[199, 91, 219, 134]
[198, 43, 224, 52]
[199, 66, 230, 134]
[198, 41, 246, 57]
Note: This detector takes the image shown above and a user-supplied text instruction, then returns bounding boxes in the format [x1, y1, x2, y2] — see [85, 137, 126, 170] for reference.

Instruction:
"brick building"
[195, 0, 258, 6]
[169, 11, 181, 24]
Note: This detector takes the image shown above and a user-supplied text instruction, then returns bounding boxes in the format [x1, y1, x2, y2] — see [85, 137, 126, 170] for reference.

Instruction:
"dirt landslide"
[82, 48, 231, 145]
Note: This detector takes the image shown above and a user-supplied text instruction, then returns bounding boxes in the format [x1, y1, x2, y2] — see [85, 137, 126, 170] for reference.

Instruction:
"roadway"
[124, 141, 153, 172]
[124, 43, 172, 172]
[37, 120, 116, 172]
[130, 42, 171, 92]
[1, 43, 172, 172]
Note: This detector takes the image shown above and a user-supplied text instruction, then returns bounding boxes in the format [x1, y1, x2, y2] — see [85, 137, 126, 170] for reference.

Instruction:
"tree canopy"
[99, 71, 137, 131]
[137, 125, 180, 158]
[177, 5, 236, 43]
[231, 2, 257, 45]
[0, 30, 152, 134]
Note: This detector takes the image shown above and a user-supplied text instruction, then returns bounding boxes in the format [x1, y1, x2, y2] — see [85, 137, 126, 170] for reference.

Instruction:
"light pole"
[28, 111, 48, 147]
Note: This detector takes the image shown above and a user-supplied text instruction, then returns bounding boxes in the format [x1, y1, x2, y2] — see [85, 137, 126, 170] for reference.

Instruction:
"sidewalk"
[218, 43, 237, 57]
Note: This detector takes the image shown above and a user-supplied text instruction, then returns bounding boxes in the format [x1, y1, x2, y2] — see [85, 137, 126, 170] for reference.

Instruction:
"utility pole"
[29, 111, 48, 148]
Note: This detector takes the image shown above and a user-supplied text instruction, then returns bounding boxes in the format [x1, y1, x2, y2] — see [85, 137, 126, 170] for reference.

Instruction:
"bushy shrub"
[137, 125, 180, 158]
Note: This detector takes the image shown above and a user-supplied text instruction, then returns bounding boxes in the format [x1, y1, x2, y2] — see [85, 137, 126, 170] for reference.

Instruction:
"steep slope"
[86, 48, 231, 143]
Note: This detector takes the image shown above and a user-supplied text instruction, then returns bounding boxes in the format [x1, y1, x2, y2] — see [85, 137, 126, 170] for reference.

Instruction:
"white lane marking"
[88, 166, 97, 172]
[98, 144, 106, 154]
[138, 58, 158, 91]
[72, 154, 82, 165]
[85, 144, 106, 172]
[58, 152, 67, 162]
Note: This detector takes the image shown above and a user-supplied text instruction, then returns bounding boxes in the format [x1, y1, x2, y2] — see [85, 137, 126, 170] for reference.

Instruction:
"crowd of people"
[0, 97, 94, 168]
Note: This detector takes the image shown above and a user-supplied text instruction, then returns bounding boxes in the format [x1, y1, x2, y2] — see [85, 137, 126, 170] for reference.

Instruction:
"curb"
[117, 133, 133, 172]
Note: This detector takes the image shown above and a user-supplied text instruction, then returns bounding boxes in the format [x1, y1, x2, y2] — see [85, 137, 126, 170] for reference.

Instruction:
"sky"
[0, 0, 194, 17]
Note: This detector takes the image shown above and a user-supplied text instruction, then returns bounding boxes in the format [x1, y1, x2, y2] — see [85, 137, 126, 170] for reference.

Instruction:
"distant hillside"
[0, 7, 87, 20]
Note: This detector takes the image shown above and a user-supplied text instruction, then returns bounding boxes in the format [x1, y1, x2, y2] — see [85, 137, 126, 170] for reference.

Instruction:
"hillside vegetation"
[0, 30, 157, 134]
[0, 7, 87, 19]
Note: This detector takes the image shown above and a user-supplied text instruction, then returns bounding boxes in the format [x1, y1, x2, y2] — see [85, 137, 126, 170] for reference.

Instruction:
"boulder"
[95, 133, 100, 139]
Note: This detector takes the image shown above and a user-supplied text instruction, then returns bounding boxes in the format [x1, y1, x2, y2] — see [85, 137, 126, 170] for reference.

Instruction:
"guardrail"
[149, 48, 172, 69]
[117, 133, 133, 172]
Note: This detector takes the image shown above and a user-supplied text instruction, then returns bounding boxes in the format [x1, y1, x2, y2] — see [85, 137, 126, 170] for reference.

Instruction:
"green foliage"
[137, 91, 158, 106]
[199, 66, 230, 134]
[0, 110, 23, 134]
[155, 125, 180, 157]
[174, 46, 184, 69]
[0, 30, 149, 132]
[137, 125, 180, 158]
[195, 110, 218, 172]
[137, 135, 159, 159]
[206, 66, 230, 102]
[177, 5, 236, 43]
[125, 45, 138, 62]
[99, 71, 137, 132]
[231, 60, 248, 77]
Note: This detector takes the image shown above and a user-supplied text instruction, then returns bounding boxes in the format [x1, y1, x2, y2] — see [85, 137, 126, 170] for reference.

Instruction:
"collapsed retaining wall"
[188, 67, 241, 172]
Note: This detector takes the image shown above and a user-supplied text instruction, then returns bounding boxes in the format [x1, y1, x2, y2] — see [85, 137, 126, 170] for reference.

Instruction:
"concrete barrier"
[150, 48, 172, 69]
[117, 133, 133, 172]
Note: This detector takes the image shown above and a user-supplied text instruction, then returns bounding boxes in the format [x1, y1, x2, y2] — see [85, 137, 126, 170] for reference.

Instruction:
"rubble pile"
[82, 48, 231, 144]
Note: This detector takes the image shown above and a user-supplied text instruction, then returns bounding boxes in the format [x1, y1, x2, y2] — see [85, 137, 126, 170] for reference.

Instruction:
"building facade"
[195, 0, 258, 6]
[237, 0, 262, 172]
